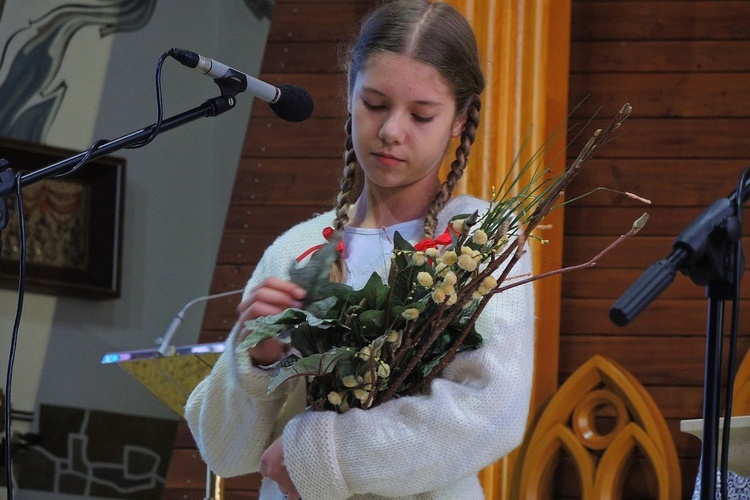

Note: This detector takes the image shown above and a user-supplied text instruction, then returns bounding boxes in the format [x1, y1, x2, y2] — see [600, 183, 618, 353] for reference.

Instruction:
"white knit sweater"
[185, 195, 535, 499]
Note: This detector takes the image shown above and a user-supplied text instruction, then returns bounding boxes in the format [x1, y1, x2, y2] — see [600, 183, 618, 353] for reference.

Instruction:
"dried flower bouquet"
[241, 104, 648, 413]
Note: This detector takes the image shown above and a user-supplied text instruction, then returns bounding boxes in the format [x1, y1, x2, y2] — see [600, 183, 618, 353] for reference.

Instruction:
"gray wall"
[0, 0, 269, 428]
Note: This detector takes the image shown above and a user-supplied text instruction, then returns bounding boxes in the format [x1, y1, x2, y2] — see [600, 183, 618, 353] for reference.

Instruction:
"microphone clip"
[213, 67, 249, 98]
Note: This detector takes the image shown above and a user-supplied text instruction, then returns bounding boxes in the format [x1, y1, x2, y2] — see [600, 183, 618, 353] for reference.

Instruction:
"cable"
[1, 48, 173, 497]
[718, 166, 750, 498]
[4, 172, 26, 499]
[51, 48, 170, 180]
[126, 49, 171, 150]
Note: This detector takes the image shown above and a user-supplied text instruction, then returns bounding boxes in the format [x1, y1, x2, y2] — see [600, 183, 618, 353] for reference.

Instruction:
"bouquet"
[241, 104, 647, 413]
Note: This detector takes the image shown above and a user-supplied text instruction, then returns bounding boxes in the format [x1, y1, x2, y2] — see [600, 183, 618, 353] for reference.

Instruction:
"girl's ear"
[451, 111, 468, 138]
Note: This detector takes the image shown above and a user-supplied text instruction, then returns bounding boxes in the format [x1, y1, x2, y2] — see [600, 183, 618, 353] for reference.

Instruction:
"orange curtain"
[444, 1, 572, 497]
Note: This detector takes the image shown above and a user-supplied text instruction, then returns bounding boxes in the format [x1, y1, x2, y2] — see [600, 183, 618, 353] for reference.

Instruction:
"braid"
[330, 114, 358, 282]
[334, 115, 357, 232]
[423, 94, 481, 238]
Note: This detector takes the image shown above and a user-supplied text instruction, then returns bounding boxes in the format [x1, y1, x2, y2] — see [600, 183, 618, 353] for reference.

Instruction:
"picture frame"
[0, 137, 125, 298]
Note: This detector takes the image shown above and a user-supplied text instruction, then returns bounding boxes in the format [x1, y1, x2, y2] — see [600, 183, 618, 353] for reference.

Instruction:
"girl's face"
[350, 51, 466, 199]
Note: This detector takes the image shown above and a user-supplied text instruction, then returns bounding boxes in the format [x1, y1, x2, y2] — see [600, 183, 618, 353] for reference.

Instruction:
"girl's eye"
[412, 114, 434, 123]
[362, 99, 385, 111]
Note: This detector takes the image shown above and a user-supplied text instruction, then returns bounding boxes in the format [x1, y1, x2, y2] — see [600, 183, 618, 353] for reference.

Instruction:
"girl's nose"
[378, 112, 405, 144]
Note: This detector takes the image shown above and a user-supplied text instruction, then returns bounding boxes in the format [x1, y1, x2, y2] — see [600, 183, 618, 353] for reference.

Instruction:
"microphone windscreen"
[269, 84, 314, 122]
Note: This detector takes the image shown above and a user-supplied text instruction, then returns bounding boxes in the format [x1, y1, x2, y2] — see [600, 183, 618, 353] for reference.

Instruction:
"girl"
[185, 1, 535, 498]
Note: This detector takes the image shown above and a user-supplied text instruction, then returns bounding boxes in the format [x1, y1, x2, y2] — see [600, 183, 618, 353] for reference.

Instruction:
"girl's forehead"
[355, 52, 454, 101]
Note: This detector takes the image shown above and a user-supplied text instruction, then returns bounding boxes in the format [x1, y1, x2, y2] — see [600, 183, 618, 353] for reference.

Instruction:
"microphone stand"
[0, 91, 237, 498]
[610, 168, 750, 499]
[0, 94, 236, 201]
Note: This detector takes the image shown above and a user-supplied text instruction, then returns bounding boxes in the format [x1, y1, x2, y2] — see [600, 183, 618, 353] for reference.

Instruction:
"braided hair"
[331, 0, 485, 278]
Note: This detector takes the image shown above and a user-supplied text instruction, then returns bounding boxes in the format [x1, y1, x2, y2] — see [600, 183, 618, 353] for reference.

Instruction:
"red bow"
[296, 227, 345, 262]
[414, 225, 454, 251]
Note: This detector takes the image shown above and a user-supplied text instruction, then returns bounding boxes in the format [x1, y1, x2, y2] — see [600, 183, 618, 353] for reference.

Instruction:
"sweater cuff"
[283, 411, 351, 500]
[227, 322, 281, 400]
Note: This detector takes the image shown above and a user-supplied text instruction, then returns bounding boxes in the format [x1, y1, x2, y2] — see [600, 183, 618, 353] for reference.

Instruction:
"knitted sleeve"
[184, 211, 335, 477]
[282, 233, 536, 498]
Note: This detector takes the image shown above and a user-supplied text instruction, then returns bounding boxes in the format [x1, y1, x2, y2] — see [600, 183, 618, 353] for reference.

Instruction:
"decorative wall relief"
[15, 404, 177, 498]
[0, 0, 157, 143]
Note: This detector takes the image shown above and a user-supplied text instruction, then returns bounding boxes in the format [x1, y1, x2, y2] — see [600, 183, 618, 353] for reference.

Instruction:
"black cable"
[126, 49, 171, 150]
[50, 139, 109, 179]
[718, 166, 750, 498]
[52, 49, 170, 180]
[4, 172, 26, 499]
[1, 48, 172, 497]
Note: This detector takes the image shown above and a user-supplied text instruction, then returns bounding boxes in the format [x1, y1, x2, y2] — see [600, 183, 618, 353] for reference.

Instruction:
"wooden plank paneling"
[243, 117, 345, 158]
[569, 74, 750, 117]
[563, 268, 750, 299]
[562, 1, 750, 497]
[565, 205, 742, 236]
[559, 336, 750, 387]
[570, 40, 750, 73]
[564, 236, 750, 268]
[231, 158, 342, 205]
[267, 3, 373, 42]
[261, 42, 347, 74]
[570, 2, 750, 41]
[564, 159, 750, 208]
[166, 449, 261, 490]
[568, 118, 750, 159]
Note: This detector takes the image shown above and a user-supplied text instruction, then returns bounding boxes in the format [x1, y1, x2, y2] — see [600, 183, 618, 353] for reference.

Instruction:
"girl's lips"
[373, 152, 403, 167]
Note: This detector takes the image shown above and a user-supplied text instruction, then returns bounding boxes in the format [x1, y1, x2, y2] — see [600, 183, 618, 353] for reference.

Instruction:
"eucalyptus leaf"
[349, 272, 389, 310]
[306, 292, 343, 318]
[239, 307, 338, 350]
[289, 235, 341, 305]
[240, 324, 291, 350]
[267, 347, 356, 393]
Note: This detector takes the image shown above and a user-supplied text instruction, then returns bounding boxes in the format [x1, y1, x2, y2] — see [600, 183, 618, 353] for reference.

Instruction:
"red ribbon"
[414, 225, 454, 251]
[296, 227, 344, 262]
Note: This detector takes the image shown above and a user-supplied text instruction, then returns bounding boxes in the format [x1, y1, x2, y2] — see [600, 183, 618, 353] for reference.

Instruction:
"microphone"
[171, 48, 314, 122]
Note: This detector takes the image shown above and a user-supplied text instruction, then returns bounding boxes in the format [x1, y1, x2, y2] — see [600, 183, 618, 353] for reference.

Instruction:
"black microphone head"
[269, 84, 314, 122]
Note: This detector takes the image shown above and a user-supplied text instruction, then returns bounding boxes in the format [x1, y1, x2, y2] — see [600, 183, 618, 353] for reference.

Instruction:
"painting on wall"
[0, 137, 125, 298]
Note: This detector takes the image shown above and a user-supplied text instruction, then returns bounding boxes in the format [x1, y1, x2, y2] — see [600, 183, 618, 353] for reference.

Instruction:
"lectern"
[101, 342, 226, 499]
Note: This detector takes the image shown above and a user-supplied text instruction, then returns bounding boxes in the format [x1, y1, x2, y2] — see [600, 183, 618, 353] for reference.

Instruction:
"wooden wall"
[164, 0, 750, 498]
[562, 0, 750, 497]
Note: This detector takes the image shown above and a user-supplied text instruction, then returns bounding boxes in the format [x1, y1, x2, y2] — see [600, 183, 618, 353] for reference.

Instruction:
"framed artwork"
[0, 137, 125, 298]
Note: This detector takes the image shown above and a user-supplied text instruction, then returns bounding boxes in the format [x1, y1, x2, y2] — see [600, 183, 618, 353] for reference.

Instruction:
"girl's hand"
[237, 277, 307, 365]
[260, 437, 300, 499]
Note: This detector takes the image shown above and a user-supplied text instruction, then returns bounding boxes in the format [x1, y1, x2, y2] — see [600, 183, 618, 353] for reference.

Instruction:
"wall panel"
[563, 1, 750, 496]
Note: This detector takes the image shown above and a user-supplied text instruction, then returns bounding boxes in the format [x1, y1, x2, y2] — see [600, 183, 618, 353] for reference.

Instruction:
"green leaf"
[306, 295, 340, 318]
[291, 322, 348, 357]
[239, 308, 337, 350]
[358, 309, 386, 335]
[349, 272, 389, 310]
[241, 323, 290, 349]
[268, 347, 356, 393]
[239, 308, 307, 348]
[289, 235, 341, 305]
